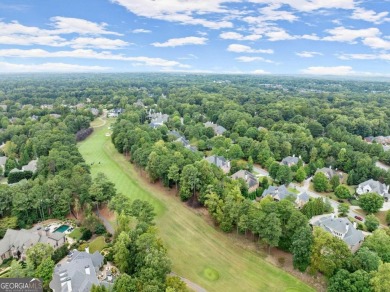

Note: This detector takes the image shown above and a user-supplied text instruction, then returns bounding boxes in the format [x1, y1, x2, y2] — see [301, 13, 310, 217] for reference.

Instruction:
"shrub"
[51, 245, 69, 263]
[95, 223, 106, 235]
[80, 229, 92, 241]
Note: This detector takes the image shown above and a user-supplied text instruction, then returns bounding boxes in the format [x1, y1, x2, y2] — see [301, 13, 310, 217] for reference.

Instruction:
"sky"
[0, 0, 389, 75]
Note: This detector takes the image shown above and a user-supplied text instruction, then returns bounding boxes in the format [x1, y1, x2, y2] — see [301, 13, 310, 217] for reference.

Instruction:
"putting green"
[78, 121, 314, 292]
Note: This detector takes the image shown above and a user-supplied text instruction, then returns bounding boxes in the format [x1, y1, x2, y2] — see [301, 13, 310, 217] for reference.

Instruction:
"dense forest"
[0, 74, 390, 291]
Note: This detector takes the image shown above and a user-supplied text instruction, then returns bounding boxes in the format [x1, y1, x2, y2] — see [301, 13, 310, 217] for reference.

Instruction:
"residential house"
[133, 100, 145, 108]
[0, 104, 7, 111]
[148, 112, 169, 129]
[50, 114, 62, 119]
[41, 104, 53, 110]
[231, 170, 259, 193]
[107, 108, 124, 118]
[316, 167, 343, 180]
[50, 250, 104, 292]
[356, 179, 389, 201]
[0, 227, 66, 264]
[22, 160, 38, 173]
[204, 122, 227, 136]
[281, 155, 299, 167]
[295, 192, 310, 208]
[261, 185, 295, 201]
[90, 108, 99, 116]
[310, 214, 365, 252]
[175, 137, 198, 153]
[205, 155, 231, 174]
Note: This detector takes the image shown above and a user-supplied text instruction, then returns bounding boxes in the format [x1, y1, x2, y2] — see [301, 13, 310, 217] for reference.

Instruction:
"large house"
[231, 170, 259, 193]
[205, 155, 231, 174]
[148, 112, 169, 129]
[356, 179, 389, 201]
[281, 155, 299, 167]
[204, 122, 227, 136]
[310, 214, 365, 252]
[261, 185, 295, 201]
[0, 227, 66, 264]
[22, 159, 38, 173]
[316, 167, 343, 180]
[50, 250, 104, 292]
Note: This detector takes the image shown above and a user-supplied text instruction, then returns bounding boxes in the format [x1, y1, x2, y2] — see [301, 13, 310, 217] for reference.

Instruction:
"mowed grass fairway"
[78, 122, 314, 292]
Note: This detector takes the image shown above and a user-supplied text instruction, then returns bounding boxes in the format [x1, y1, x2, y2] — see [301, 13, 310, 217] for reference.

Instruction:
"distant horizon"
[0, 0, 389, 76]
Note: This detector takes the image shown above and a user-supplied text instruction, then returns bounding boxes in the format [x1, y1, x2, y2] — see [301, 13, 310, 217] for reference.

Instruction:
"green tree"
[268, 162, 280, 180]
[371, 263, 390, 292]
[362, 229, 390, 262]
[359, 193, 384, 214]
[276, 165, 293, 185]
[166, 276, 189, 292]
[312, 172, 330, 192]
[386, 210, 390, 225]
[328, 269, 372, 292]
[179, 164, 199, 201]
[335, 185, 351, 199]
[113, 274, 137, 292]
[9, 260, 26, 278]
[295, 167, 306, 183]
[35, 257, 55, 289]
[113, 231, 131, 273]
[260, 212, 282, 254]
[351, 247, 382, 272]
[365, 214, 380, 232]
[310, 227, 352, 277]
[291, 226, 313, 272]
[168, 164, 180, 191]
[26, 243, 54, 269]
[330, 175, 340, 191]
[339, 203, 350, 217]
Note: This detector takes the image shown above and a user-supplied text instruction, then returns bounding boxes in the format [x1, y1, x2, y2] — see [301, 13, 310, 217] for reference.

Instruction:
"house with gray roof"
[281, 155, 299, 167]
[231, 170, 259, 193]
[310, 214, 365, 252]
[316, 167, 343, 180]
[174, 137, 198, 153]
[50, 250, 104, 292]
[148, 112, 169, 129]
[22, 159, 38, 173]
[204, 122, 227, 136]
[205, 155, 231, 174]
[261, 185, 295, 201]
[295, 192, 310, 208]
[0, 228, 65, 264]
[356, 179, 389, 201]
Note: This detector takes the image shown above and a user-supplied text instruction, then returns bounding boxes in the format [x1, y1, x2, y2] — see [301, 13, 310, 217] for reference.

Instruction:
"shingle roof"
[358, 179, 388, 195]
[312, 216, 364, 248]
[281, 156, 299, 165]
[0, 156, 7, 166]
[262, 185, 295, 200]
[297, 192, 310, 203]
[205, 155, 229, 168]
[231, 170, 258, 189]
[21, 160, 38, 172]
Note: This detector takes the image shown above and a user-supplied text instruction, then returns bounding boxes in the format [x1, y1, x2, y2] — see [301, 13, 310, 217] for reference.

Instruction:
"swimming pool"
[54, 225, 69, 233]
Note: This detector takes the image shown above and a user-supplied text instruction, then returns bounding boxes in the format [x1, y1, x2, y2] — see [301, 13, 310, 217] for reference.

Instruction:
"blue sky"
[0, 0, 389, 75]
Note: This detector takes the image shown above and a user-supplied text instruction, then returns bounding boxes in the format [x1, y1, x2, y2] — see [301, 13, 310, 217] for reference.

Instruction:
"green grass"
[69, 228, 82, 240]
[89, 236, 107, 253]
[78, 122, 314, 292]
[287, 187, 299, 194]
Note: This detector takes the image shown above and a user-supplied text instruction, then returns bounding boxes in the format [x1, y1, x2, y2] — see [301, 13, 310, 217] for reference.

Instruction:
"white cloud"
[227, 44, 273, 54]
[220, 31, 261, 41]
[236, 56, 274, 63]
[0, 20, 126, 49]
[0, 48, 190, 68]
[362, 36, 390, 50]
[265, 28, 296, 41]
[244, 4, 298, 24]
[296, 51, 323, 58]
[152, 36, 207, 47]
[248, 0, 355, 12]
[338, 53, 390, 61]
[132, 28, 151, 33]
[69, 37, 129, 49]
[50, 16, 122, 35]
[323, 26, 380, 43]
[0, 61, 110, 73]
[111, 0, 236, 29]
[351, 8, 390, 24]
[252, 69, 270, 74]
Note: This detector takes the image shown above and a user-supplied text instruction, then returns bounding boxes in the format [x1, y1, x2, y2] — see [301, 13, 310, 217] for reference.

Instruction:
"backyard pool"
[54, 225, 70, 233]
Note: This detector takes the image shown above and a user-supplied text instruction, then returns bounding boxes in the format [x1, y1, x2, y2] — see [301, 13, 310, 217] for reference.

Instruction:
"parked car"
[354, 215, 363, 221]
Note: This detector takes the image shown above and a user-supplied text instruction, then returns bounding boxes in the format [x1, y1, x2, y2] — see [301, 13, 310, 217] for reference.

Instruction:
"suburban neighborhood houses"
[356, 179, 390, 201]
[231, 170, 259, 193]
[205, 155, 231, 174]
[310, 214, 365, 252]
[204, 121, 227, 136]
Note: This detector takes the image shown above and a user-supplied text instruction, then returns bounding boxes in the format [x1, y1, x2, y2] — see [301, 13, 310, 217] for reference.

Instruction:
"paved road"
[253, 164, 366, 222]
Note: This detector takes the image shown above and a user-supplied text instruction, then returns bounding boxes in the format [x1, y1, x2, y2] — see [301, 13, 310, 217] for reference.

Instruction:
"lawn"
[69, 228, 82, 240]
[89, 236, 107, 253]
[78, 122, 314, 292]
